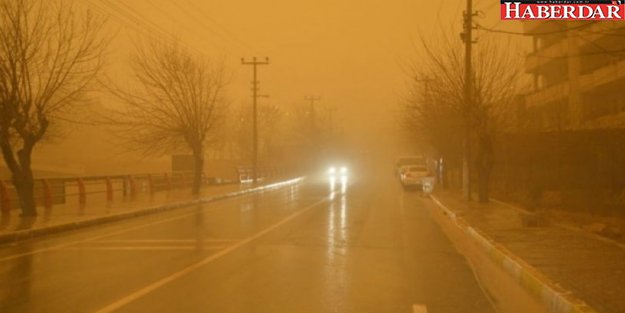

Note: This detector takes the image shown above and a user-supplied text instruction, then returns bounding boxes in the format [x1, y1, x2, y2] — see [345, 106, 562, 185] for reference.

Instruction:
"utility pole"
[305, 96, 321, 133]
[305, 96, 321, 165]
[241, 57, 270, 184]
[414, 75, 433, 104]
[327, 105, 337, 134]
[461, 0, 477, 200]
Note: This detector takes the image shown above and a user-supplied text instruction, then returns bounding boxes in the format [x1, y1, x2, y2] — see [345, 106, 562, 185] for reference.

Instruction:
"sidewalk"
[0, 178, 302, 244]
[432, 191, 625, 313]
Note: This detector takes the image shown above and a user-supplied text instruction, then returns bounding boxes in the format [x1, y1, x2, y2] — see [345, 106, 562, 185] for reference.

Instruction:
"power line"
[111, 0, 175, 41]
[109, 0, 209, 56]
[578, 28, 625, 37]
[181, 0, 270, 55]
[172, 2, 242, 51]
[147, 1, 237, 54]
[97, 0, 173, 40]
[533, 48, 625, 59]
[82, 0, 206, 57]
[476, 21, 599, 36]
[527, 28, 625, 59]
[475, 1, 499, 14]
[176, 1, 295, 78]
[576, 32, 624, 60]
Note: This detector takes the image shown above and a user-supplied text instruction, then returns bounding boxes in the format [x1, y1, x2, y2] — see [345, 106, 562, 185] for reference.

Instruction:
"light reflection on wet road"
[0, 171, 495, 313]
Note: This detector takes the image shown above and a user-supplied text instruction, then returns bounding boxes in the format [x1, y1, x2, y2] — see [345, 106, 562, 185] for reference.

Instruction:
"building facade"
[522, 21, 625, 131]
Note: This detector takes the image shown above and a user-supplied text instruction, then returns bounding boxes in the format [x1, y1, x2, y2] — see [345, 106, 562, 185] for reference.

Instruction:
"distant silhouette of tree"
[108, 41, 228, 195]
[404, 33, 523, 202]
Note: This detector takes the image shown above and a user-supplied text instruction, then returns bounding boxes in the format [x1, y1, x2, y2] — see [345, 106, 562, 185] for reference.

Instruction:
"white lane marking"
[0, 185, 301, 263]
[412, 304, 428, 313]
[94, 198, 328, 313]
[60, 246, 227, 251]
[92, 239, 239, 244]
[0, 213, 199, 262]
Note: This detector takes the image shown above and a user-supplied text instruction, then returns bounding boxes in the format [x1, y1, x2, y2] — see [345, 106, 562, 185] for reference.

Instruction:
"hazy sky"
[105, 1, 516, 143]
[33, 0, 524, 174]
[99, 2, 512, 110]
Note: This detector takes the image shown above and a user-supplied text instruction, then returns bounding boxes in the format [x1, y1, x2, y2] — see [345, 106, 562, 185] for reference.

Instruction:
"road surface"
[0, 170, 496, 313]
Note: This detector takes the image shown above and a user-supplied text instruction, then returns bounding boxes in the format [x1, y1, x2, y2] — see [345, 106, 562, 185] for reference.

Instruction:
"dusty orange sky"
[110, 1, 518, 141]
[32, 0, 524, 174]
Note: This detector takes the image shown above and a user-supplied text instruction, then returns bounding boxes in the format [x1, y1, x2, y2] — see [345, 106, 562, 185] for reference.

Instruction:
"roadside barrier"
[236, 165, 292, 184]
[0, 167, 296, 213]
[0, 177, 305, 244]
[0, 172, 196, 212]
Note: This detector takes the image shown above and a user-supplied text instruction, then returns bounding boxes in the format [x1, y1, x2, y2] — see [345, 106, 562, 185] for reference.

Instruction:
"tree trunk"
[477, 164, 491, 203]
[13, 172, 37, 216]
[192, 148, 204, 195]
[476, 133, 494, 203]
[18, 143, 37, 215]
[0, 141, 38, 216]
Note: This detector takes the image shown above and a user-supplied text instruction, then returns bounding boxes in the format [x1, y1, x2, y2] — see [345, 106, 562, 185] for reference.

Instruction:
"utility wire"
[475, 1, 499, 14]
[576, 32, 624, 60]
[526, 28, 625, 59]
[181, 0, 271, 55]
[98, 0, 174, 40]
[108, 0, 208, 56]
[144, 1, 233, 54]
[83, 0, 206, 57]
[578, 28, 625, 37]
[110, 0, 175, 41]
[476, 21, 599, 35]
[531, 48, 625, 59]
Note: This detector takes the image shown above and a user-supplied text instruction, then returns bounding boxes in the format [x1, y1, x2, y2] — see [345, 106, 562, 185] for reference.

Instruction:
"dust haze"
[0, 0, 510, 177]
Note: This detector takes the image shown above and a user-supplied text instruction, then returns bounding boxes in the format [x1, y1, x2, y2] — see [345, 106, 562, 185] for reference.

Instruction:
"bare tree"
[405, 32, 523, 202]
[108, 41, 228, 195]
[0, 0, 107, 216]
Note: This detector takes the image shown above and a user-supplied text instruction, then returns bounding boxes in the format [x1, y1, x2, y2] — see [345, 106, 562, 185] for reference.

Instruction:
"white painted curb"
[430, 195, 598, 313]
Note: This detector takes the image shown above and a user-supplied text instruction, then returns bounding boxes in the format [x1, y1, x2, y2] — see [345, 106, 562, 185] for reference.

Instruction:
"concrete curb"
[430, 195, 598, 313]
[0, 177, 304, 245]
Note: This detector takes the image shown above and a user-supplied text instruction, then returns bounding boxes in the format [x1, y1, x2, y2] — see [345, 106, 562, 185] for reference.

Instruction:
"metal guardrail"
[236, 166, 286, 184]
[0, 172, 198, 213]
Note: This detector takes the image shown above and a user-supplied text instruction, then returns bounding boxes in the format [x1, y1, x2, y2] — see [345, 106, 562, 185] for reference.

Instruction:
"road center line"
[94, 198, 328, 313]
[61, 246, 227, 251]
[92, 239, 239, 243]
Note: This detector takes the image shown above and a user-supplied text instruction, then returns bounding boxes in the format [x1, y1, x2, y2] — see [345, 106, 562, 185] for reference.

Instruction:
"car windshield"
[409, 166, 427, 172]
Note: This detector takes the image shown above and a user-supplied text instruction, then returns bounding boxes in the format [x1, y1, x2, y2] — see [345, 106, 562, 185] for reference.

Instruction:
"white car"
[400, 165, 433, 190]
[395, 155, 426, 176]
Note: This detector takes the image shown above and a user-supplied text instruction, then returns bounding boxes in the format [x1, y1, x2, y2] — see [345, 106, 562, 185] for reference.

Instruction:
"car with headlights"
[327, 166, 348, 179]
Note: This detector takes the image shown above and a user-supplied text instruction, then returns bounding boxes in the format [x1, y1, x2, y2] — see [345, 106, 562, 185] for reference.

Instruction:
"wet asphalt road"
[0, 171, 495, 313]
